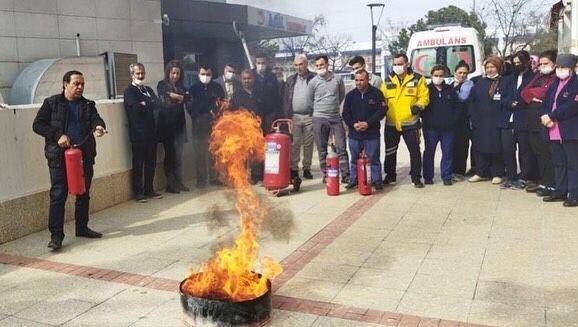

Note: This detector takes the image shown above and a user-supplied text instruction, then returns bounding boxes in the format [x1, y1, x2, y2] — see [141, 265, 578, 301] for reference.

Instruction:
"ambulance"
[406, 26, 485, 79]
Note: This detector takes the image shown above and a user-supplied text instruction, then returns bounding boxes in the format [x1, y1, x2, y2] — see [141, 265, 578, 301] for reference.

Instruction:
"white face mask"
[224, 71, 234, 80]
[199, 75, 211, 84]
[256, 64, 266, 74]
[392, 65, 405, 75]
[486, 73, 499, 79]
[316, 68, 328, 77]
[133, 79, 143, 86]
[540, 65, 554, 75]
[431, 77, 444, 85]
[556, 68, 571, 80]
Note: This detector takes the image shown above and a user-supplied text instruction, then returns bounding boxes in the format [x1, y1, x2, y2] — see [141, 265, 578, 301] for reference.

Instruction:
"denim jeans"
[348, 138, 382, 185]
[48, 163, 94, 240]
[423, 128, 455, 181]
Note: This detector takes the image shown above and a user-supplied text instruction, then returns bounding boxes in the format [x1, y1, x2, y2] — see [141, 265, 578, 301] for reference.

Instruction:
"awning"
[162, 0, 312, 41]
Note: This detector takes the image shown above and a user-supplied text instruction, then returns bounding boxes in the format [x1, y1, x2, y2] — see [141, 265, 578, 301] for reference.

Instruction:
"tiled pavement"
[1, 150, 578, 326]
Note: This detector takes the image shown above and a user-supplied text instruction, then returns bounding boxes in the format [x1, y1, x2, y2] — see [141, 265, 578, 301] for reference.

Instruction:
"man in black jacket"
[32, 70, 106, 250]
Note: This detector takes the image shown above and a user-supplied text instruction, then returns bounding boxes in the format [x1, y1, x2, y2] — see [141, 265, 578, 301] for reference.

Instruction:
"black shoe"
[210, 179, 223, 186]
[345, 182, 357, 189]
[563, 199, 578, 207]
[526, 184, 541, 193]
[303, 169, 313, 179]
[145, 192, 163, 199]
[166, 186, 180, 194]
[424, 179, 434, 185]
[413, 179, 424, 188]
[135, 194, 147, 203]
[178, 184, 190, 192]
[341, 174, 351, 184]
[382, 176, 397, 185]
[543, 195, 567, 202]
[322, 175, 327, 184]
[373, 183, 384, 191]
[76, 228, 102, 238]
[465, 168, 475, 177]
[47, 238, 62, 250]
[443, 179, 453, 186]
[536, 187, 554, 197]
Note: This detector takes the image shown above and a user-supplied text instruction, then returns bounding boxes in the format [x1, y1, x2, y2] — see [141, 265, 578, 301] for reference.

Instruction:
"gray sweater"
[306, 73, 345, 119]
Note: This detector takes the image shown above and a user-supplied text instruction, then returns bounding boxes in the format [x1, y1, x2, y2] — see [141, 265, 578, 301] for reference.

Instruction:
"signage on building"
[417, 37, 468, 47]
[248, 7, 312, 35]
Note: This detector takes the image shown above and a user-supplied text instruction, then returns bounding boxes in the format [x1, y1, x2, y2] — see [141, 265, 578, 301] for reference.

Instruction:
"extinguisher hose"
[71, 128, 107, 148]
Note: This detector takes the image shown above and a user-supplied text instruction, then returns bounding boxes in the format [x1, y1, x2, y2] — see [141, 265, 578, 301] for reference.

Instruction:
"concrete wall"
[0, 101, 194, 244]
[0, 0, 164, 103]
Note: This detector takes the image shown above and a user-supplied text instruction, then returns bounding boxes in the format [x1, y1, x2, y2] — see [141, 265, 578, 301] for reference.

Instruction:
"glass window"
[410, 46, 475, 77]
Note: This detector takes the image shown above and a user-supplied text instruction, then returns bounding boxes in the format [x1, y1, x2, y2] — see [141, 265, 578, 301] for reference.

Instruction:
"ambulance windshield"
[410, 46, 475, 77]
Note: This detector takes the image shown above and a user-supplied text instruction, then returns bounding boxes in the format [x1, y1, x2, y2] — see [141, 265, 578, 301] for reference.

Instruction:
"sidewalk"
[1, 147, 578, 326]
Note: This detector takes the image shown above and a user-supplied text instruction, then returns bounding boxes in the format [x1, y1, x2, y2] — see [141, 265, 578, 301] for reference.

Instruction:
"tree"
[308, 34, 353, 71]
[279, 15, 326, 60]
[388, 6, 489, 55]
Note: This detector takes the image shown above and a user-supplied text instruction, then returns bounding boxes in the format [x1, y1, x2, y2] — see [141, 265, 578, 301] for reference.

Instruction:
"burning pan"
[179, 277, 272, 326]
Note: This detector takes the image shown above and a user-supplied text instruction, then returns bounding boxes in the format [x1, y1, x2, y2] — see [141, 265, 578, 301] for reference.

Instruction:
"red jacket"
[520, 73, 556, 104]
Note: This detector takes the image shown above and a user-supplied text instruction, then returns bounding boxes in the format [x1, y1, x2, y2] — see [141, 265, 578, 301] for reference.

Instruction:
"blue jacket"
[499, 70, 534, 130]
[342, 85, 386, 140]
[540, 74, 578, 140]
[422, 82, 459, 130]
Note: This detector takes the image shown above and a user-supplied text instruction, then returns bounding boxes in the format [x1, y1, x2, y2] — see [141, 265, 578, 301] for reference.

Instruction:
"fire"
[181, 108, 284, 302]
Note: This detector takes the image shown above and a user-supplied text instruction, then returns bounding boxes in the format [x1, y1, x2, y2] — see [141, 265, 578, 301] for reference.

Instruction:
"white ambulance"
[406, 26, 485, 79]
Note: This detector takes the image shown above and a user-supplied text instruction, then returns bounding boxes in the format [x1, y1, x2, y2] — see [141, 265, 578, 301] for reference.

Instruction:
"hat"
[484, 56, 504, 74]
[556, 53, 578, 68]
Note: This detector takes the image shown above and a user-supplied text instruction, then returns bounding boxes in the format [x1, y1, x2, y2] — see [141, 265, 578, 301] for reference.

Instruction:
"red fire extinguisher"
[357, 151, 372, 196]
[326, 144, 339, 196]
[64, 146, 86, 195]
[263, 119, 292, 191]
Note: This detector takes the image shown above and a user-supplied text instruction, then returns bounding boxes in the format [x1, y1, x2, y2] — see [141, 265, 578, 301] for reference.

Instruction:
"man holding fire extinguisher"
[33, 70, 106, 250]
[342, 70, 386, 191]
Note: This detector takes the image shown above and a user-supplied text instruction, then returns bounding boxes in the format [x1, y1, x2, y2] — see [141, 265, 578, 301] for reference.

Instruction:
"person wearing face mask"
[187, 65, 225, 188]
[349, 56, 383, 88]
[421, 65, 459, 186]
[452, 61, 475, 182]
[520, 50, 558, 196]
[215, 63, 241, 101]
[467, 56, 505, 185]
[379, 53, 430, 188]
[124, 63, 163, 203]
[253, 55, 282, 134]
[539, 53, 578, 207]
[306, 55, 350, 184]
[498, 50, 537, 190]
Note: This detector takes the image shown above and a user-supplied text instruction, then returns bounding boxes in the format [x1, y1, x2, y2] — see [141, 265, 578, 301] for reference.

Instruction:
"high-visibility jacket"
[380, 70, 429, 131]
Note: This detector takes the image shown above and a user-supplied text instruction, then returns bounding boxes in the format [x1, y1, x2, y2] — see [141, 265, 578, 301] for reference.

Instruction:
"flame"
[181, 108, 284, 302]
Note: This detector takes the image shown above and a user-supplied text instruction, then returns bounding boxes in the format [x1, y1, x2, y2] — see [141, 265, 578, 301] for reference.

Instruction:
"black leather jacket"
[32, 93, 105, 168]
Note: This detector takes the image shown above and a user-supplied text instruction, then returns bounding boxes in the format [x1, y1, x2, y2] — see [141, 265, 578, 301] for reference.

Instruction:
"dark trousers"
[383, 125, 422, 181]
[312, 117, 349, 177]
[501, 128, 537, 181]
[550, 141, 578, 200]
[173, 130, 186, 185]
[48, 163, 94, 240]
[160, 135, 176, 184]
[348, 138, 382, 185]
[131, 141, 157, 196]
[452, 117, 471, 175]
[474, 150, 504, 178]
[529, 130, 555, 188]
[423, 128, 455, 181]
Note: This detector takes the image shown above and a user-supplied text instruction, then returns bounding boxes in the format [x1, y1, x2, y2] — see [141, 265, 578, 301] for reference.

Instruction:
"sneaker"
[76, 228, 103, 238]
[382, 176, 397, 185]
[145, 192, 163, 199]
[443, 179, 453, 186]
[510, 180, 527, 190]
[536, 187, 554, 197]
[492, 177, 503, 184]
[452, 174, 465, 182]
[499, 181, 512, 189]
[412, 179, 424, 188]
[135, 194, 147, 203]
[424, 179, 434, 185]
[526, 184, 541, 193]
[345, 182, 357, 189]
[303, 169, 313, 179]
[468, 175, 489, 183]
[47, 238, 62, 250]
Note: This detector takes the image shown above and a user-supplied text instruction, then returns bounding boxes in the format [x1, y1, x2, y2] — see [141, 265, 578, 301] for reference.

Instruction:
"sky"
[228, 0, 477, 43]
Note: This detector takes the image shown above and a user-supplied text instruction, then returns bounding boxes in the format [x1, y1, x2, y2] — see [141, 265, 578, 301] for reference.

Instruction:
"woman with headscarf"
[467, 56, 505, 184]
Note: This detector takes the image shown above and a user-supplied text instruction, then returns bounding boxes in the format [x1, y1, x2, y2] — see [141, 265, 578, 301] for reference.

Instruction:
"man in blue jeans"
[33, 70, 107, 250]
[342, 70, 386, 190]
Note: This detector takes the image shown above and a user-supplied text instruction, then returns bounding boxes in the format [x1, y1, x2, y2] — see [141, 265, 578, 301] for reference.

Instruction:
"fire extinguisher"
[263, 119, 292, 191]
[64, 146, 86, 195]
[357, 151, 372, 196]
[326, 144, 339, 196]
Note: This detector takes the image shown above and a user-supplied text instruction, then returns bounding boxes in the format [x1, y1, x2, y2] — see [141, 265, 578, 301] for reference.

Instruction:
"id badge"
[493, 93, 501, 101]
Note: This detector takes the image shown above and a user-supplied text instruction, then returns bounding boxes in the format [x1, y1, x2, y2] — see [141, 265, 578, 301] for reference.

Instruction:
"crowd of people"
[32, 48, 578, 250]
